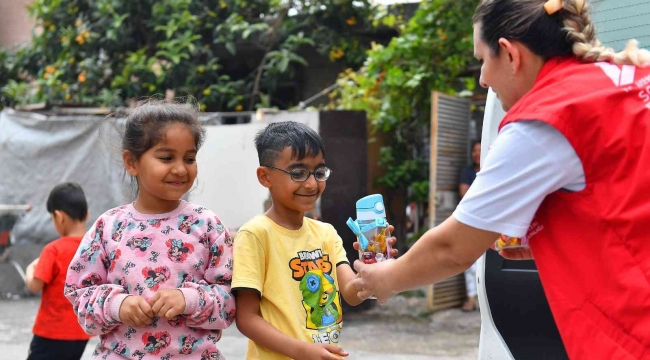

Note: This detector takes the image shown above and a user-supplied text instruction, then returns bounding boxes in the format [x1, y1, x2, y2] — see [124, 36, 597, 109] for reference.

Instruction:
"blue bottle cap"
[356, 194, 386, 221]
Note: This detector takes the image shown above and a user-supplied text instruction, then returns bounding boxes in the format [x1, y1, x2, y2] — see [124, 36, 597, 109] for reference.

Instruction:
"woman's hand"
[350, 259, 398, 304]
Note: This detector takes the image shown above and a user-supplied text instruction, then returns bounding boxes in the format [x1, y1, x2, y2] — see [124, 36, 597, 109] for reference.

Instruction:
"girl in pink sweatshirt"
[65, 101, 235, 359]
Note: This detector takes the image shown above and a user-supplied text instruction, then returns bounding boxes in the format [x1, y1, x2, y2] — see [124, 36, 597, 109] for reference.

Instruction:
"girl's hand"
[119, 296, 154, 327]
[295, 343, 348, 360]
[150, 289, 186, 320]
[352, 225, 399, 257]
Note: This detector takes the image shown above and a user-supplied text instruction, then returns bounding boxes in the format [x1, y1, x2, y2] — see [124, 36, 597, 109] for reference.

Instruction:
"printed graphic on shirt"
[125, 234, 153, 255]
[178, 334, 203, 355]
[94, 219, 105, 241]
[288, 249, 343, 344]
[166, 238, 195, 262]
[594, 62, 650, 110]
[111, 220, 134, 242]
[200, 349, 219, 360]
[289, 249, 332, 281]
[79, 238, 102, 264]
[103, 249, 122, 272]
[142, 266, 171, 291]
[110, 341, 130, 356]
[209, 242, 224, 268]
[178, 214, 203, 234]
[142, 331, 171, 355]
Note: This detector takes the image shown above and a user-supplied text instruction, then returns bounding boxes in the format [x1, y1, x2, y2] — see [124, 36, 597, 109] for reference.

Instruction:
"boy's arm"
[235, 290, 346, 360]
[337, 263, 363, 306]
[26, 258, 45, 293]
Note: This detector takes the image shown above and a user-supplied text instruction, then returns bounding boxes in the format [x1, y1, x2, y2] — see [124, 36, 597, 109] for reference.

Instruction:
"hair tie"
[544, 0, 563, 15]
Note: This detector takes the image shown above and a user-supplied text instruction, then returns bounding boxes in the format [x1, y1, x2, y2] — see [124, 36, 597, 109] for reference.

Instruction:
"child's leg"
[27, 335, 89, 360]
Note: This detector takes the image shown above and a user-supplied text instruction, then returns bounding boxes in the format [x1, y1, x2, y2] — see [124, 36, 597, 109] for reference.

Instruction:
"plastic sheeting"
[0, 109, 128, 244]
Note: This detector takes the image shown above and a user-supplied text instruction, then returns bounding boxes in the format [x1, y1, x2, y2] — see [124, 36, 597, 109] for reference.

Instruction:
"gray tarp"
[0, 109, 127, 244]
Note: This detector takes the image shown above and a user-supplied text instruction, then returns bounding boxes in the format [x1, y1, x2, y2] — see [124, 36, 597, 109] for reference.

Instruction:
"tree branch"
[248, 8, 289, 111]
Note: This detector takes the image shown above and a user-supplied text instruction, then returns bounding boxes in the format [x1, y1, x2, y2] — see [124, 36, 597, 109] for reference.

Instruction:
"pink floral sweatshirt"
[64, 201, 235, 360]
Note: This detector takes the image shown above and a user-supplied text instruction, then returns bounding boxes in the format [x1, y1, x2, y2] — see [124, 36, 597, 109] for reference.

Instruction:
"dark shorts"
[27, 335, 89, 360]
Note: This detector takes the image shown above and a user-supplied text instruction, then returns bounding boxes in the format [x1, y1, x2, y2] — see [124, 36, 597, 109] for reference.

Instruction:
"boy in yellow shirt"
[233, 121, 396, 360]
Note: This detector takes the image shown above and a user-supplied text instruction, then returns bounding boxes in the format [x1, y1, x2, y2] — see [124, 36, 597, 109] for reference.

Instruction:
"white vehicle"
[475, 89, 569, 360]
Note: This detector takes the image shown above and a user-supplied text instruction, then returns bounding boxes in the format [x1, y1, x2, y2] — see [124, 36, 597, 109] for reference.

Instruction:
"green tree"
[332, 0, 478, 246]
[0, 0, 380, 110]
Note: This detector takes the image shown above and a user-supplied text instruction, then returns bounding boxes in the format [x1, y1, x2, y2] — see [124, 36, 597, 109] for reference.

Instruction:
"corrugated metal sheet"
[591, 0, 650, 50]
[429, 92, 471, 227]
[426, 92, 471, 312]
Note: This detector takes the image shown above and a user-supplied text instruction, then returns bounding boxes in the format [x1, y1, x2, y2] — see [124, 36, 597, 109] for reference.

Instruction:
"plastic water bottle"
[346, 194, 392, 265]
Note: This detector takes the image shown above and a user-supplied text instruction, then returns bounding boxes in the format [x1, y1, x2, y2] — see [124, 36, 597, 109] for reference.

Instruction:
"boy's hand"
[119, 296, 154, 327]
[295, 343, 348, 360]
[353, 225, 399, 257]
[150, 289, 186, 320]
[27, 258, 39, 270]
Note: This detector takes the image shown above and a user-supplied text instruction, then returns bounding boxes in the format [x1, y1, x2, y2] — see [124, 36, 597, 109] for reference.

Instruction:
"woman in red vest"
[352, 0, 650, 358]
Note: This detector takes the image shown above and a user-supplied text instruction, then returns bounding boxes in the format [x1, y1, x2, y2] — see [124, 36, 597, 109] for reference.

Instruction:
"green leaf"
[225, 42, 236, 55]
[288, 53, 308, 66]
[258, 92, 270, 108]
[382, 14, 397, 28]
[278, 57, 289, 73]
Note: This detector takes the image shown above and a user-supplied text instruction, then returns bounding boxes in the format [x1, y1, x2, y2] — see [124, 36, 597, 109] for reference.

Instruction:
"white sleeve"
[452, 121, 585, 237]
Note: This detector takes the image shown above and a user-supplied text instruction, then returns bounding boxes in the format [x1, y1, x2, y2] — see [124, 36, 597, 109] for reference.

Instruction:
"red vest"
[500, 57, 650, 359]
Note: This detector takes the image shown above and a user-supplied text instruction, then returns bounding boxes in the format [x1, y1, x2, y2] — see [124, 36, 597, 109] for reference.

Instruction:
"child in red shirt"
[25, 183, 93, 360]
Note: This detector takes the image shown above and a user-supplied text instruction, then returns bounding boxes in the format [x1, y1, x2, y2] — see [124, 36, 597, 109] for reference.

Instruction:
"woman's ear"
[123, 150, 138, 176]
[498, 37, 522, 75]
[257, 167, 272, 189]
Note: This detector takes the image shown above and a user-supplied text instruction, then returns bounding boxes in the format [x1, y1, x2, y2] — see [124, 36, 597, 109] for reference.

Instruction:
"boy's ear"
[123, 150, 138, 176]
[84, 212, 89, 223]
[52, 210, 64, 225]
[257, 166, 272, 189]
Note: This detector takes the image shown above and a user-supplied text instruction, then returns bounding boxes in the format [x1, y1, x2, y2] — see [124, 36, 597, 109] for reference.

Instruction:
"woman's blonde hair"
[474, 0, 650, 66]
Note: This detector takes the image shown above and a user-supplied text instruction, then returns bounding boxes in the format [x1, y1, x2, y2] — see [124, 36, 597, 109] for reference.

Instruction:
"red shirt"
[33, 236, 93, 340]
[500, 57, 650, 359]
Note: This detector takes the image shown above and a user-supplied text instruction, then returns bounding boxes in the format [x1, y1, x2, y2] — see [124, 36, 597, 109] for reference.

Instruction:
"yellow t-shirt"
[232, 215, 349, 360]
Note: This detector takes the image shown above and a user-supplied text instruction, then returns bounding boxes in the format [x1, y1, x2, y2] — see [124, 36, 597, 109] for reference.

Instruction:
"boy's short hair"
[46, 183, 88, 221]
[254, 121, 325, 166]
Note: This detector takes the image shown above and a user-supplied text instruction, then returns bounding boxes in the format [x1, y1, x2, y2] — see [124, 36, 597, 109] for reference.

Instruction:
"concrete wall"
[0, 0, 34, 47]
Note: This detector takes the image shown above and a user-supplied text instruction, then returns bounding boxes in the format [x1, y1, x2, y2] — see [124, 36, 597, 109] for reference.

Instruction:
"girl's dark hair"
[122, 101, 205, 160]
[474, 0, 650, 65]
[122, 101, 205, 195]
